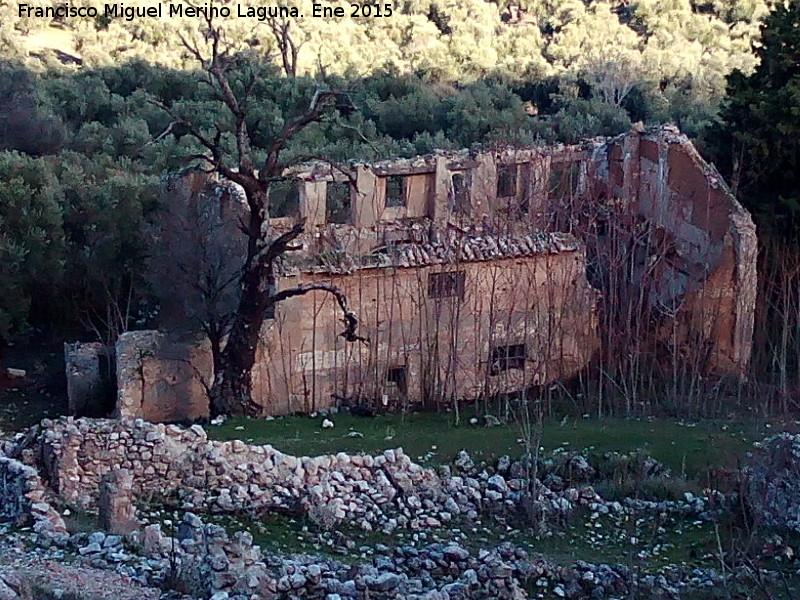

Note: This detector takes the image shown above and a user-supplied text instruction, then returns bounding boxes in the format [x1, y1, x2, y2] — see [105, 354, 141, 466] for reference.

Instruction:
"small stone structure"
[64, 342, 115, 417]
[114, 331, 212, 422]
[98, 469, 137, 535]
[65, 126, 757, 421]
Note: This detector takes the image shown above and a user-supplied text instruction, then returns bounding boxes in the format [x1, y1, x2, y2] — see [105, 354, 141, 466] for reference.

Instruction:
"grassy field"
[209, 412, 793, 478]
[205, 411, 798, 580]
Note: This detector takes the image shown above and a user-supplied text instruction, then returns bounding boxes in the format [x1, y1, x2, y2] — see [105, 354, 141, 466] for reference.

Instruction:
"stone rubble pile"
[0, 571, 24, 600]
[0, 553, 176, 600]
[66, 512, 612, 599]
[65, 511, 743, 600]
[745, 432, 800, 533]
[0, 504, 765, 600]
[0, 451, 68, 544]
[37, 418, 607, 534]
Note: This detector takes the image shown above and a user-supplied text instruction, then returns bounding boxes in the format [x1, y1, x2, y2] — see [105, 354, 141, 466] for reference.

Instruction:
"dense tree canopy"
[0, 0, 774, 111]
[710, 0, 800, 231]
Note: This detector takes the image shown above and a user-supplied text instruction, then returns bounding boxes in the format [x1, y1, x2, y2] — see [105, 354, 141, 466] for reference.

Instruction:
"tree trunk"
[210, 187, 272, 417]
[210, 310, 263, 416]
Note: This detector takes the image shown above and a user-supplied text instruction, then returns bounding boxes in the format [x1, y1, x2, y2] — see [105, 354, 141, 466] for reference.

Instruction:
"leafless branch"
[152, 120, 183, 143]
[249, 220, 306, 270]
[270, 282, 369, 343]
[261, 88, 338, 179]
[266, 16, 303, 77]
[334, 119, 382, 156]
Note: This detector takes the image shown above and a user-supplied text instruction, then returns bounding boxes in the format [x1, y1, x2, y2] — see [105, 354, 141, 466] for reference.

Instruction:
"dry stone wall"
[0, 453, 67, 539]
[40, 417, 444, 530]
[38, 417, 596, 534]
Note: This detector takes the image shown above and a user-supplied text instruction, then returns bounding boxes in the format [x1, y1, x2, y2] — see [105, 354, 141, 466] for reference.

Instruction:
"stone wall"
[40, 417, 442, 530]
[597, 128, 757, 375]
[38, 417, 594, 533]
[284, 126, 756, 381]
[253, 238, 600, 414]
[0, 456, 35, 522]
[108, 236, 600, 418]
[0, 453, 67, 538]
[114, 331, 212, 422]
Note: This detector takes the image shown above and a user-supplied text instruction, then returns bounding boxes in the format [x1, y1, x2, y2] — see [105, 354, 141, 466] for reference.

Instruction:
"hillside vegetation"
[2, 0, 778, 140]
[1, 0, 799, 417]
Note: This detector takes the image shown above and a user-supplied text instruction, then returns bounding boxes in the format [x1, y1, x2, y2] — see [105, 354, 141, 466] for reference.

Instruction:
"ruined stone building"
[66, 126, 757, 421]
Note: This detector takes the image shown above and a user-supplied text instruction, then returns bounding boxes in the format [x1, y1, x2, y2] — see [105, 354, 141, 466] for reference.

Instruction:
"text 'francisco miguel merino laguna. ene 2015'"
[17, 2, 304, 21]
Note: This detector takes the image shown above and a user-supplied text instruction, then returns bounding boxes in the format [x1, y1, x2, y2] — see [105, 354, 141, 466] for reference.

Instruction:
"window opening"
[496, 164, 518, 198]
[386, 366, 407, 396]
[327, 181, 351, 224]
[489, 343, 527, 374]
[549, 161, 581, 201]
[385, 175, 406, 208]
[270, 179, 300, 218]
[428, 271, 466, 299]
[450, 171, 470, 214]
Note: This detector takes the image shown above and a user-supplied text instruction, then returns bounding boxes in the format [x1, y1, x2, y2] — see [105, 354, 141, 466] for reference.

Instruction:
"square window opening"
[489, 344, 527, 375]
[385, 175, 406, 208]
[496, 164, 518, 198]
[327, 181, 352, 224]
[450, 171, 470, 214]
[549, 161, 581, 201]
[270, 179, 300, 218]
[428, 271, 466, 299]
[386, 366, 407, 396]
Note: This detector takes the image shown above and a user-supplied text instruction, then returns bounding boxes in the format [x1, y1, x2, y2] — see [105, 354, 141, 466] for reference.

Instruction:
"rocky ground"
[0, 511, 727, 600]
[1, 423, 800, 600]
[0, 494, 792, 600]
[0, 527, 170, 600]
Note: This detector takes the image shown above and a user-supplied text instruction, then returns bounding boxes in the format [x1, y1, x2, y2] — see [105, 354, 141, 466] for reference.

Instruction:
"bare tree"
[154, 18, 364, 417]
[267, 16, 303, 78]
[148, 169, 247, 372]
